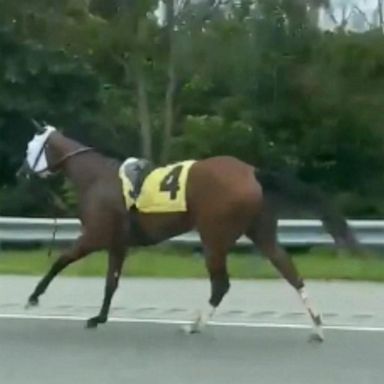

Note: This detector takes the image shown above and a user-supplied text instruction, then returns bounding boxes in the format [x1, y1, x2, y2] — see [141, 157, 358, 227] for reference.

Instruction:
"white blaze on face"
[25, 125, 56, 177]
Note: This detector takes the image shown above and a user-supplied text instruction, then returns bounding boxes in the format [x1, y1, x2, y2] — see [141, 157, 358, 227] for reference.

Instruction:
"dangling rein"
[38, 147, 94, 256]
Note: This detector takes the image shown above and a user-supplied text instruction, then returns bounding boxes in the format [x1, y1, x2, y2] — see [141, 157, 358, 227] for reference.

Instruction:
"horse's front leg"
[86, 246, 126, 329]
[26, 235, 96, 307]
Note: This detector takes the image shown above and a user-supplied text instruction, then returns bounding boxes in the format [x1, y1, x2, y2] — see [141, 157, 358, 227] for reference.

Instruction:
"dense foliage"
[1, 0, 384, 217]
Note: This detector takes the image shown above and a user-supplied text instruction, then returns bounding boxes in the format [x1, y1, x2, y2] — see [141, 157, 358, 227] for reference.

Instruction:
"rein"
[36, 147, 94, 175]
[33, 146, 94, 256]
[50, 147, 95, 170]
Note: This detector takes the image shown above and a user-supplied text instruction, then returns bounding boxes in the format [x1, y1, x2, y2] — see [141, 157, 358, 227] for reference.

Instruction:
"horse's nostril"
[16, 162, 30, 180]
[16, 168, 23, 179]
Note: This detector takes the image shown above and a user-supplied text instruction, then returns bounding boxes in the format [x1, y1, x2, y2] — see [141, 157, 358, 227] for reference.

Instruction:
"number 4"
[159, 165, 183, 200]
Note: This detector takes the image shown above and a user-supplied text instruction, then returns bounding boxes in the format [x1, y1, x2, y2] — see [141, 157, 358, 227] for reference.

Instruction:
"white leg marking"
[183, 304, 216, 334]
[298, 287, 324, 342]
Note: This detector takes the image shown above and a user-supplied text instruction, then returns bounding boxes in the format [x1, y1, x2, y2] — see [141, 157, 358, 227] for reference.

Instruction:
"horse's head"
[17, 121, 94, 180]
[17, 121, 58, 179]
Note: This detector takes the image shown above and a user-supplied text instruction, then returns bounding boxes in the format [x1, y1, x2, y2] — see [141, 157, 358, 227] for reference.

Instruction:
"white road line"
[0, 313, 384, 333]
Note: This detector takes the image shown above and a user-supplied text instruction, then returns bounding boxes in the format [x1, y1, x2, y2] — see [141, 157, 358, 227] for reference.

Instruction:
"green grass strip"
[0, 246, 384, 281]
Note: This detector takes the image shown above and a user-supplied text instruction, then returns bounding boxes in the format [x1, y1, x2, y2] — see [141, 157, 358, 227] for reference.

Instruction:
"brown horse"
[18, 123, 360, 341]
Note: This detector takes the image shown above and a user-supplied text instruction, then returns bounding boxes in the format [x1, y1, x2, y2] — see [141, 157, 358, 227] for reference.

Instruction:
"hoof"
[85, 316, 106, 329]
[309, 314, 324, 342]
[85, 318, 99, 329]
[25, 297, 39, 309]
[181, 323, 202, 334]
[308, 328, 325, 343]
[308, 333, 324, 343]
[181, 315, 206, 334]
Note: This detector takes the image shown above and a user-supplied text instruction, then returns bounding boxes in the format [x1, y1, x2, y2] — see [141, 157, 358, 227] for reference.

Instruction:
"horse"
[17, 122, 360, 342]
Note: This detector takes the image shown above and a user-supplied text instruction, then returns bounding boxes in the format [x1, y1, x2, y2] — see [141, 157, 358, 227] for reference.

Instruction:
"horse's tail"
[255, 169, 361, 254]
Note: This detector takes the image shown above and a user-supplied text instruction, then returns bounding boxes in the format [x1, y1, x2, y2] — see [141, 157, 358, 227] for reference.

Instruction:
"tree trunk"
[160, 0, 176, 164]
[378, 0, 384, 33]
[308, 5, 320, 27]
[136, 59, 153, 161]
[134, 15, 153, 161]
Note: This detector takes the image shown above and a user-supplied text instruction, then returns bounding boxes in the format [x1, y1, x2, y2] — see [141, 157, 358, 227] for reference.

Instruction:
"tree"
[160, 0, 177, 163]
[0, 26, 105, 216]
[89, 0, 159, 160]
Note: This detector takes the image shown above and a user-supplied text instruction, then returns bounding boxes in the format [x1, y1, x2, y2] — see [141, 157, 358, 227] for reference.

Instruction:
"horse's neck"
[64, 155, 104, 192]
[53, 136, 118, 193]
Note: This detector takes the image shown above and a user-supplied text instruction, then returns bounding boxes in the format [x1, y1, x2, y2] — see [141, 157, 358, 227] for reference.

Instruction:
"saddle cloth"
[119, 159, 196, 213]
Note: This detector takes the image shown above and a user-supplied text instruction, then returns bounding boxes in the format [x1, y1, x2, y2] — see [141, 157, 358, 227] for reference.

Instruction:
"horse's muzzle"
[16, 161, 32, 180]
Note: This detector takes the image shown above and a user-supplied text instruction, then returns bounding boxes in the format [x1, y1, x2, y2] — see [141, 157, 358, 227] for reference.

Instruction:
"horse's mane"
[64, 133, 123, 169]
[89, 149, 123, 170]
[104, 155, 123, 168]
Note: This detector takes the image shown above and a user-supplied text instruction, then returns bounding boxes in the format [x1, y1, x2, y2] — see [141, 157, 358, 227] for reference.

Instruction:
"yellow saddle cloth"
[119, 160, 196, 213]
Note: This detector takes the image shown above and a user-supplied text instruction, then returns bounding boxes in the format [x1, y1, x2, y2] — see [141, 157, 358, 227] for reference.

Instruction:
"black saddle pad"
[121, 159, 153, 199]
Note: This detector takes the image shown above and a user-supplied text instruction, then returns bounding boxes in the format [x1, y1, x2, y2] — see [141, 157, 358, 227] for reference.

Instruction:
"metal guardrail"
[1, 216, 384, 248]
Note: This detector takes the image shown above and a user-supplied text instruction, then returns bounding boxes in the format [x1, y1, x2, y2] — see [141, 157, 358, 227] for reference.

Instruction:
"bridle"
[31, 136, 94, 175]
[23, 127, 95, 258]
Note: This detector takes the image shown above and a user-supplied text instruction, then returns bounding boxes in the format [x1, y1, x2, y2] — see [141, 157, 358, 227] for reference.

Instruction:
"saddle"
[120, 157, 154, 200]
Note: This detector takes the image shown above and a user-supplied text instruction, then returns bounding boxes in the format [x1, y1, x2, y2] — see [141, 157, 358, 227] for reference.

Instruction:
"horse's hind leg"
[185, 215, 245, 334]
[247, 212, 324, 342]
[26, 235, 97, 307]
[185, 249, 230, 334]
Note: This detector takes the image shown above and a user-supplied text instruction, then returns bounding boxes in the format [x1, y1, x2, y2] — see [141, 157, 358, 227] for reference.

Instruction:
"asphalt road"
[0, 318, 383, 384]
[1, 276, 384, 384]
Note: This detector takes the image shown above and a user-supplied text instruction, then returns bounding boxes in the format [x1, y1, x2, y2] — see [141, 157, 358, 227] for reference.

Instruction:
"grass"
[1, 245, 384, 281]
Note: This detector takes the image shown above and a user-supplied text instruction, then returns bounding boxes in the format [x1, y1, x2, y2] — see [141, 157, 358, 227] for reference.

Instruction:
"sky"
[155, 1, 382, 31]
[332, 0, 377, 10]
[321, 0, 382, 30]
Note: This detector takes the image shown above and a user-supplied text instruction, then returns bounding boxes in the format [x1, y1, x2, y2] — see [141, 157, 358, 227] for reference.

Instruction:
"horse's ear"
[31, 119, 46, 134]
